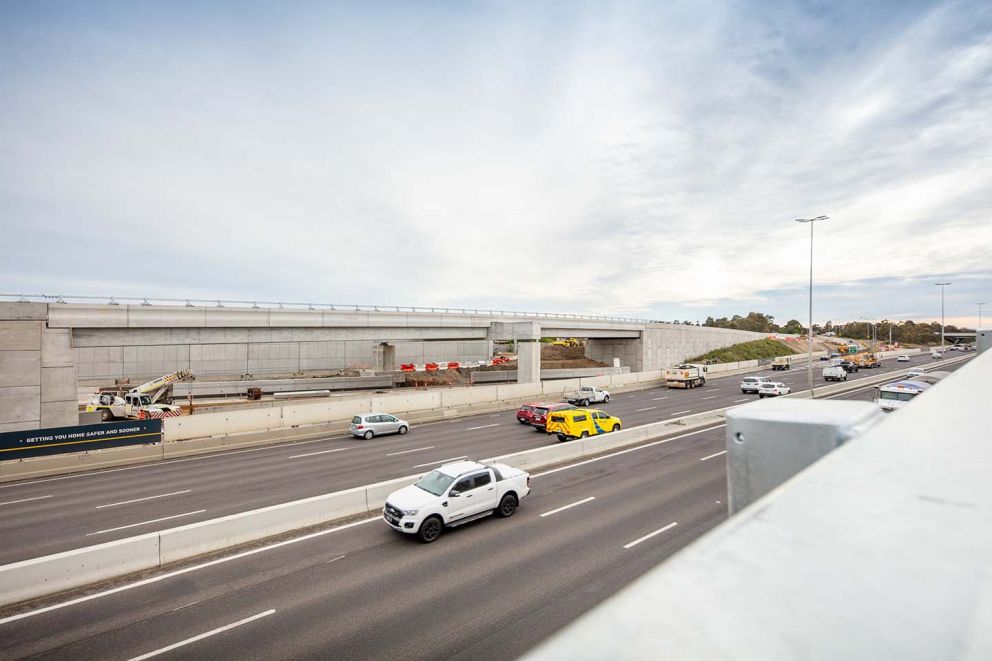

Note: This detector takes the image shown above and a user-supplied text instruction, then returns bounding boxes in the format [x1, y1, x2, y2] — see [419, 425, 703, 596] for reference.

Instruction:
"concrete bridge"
[0, 297, 769, 431]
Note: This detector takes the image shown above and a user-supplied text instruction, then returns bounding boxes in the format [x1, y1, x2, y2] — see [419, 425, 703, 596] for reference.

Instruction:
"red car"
[516, 402, 576, 431]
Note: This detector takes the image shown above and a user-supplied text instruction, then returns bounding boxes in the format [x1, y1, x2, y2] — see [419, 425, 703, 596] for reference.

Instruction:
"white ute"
[383, 460, 531, 543]
[563, 385, 610, 406]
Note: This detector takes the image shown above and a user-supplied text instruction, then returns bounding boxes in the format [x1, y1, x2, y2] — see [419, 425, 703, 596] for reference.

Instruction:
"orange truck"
[850, 352, 881, 368]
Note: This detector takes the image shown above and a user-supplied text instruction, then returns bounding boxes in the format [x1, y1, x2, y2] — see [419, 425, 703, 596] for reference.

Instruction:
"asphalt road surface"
[0, 352, 965, 564]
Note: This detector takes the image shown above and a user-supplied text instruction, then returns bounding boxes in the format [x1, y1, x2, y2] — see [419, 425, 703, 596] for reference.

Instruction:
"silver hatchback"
[350, 413, 410, 440]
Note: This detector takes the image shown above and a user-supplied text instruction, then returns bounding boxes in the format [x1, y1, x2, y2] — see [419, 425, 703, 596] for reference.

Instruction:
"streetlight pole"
[934, 282, 950, 348]
[795, 215, 828, 397]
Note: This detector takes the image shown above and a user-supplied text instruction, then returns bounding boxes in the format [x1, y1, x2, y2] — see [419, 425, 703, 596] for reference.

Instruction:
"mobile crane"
[85, 369, 193, 422]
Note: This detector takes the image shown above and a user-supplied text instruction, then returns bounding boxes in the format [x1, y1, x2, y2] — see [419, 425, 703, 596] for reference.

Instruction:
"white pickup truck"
[383, 460, 531, 543]
[563, 385, 610, 406]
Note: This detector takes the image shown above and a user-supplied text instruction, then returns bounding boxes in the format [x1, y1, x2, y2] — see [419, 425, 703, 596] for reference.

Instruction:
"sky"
[1, 1, 990, 327]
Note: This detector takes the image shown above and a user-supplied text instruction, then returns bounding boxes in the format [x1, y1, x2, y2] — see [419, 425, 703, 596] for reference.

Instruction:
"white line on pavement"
[540, 496, 596, 518]
[86, 510, 207, 536]
[651, 396, 669, 401]
[701, 395, 718, 400]
[326, 554, 346, 564]
[466, 423, 500, 431]
[636, 406, 656, 412]
[623, 522, 678, 549]
[0, 517, 379, 625]
[128, 609, 276, 661]
[734, 398, 750, 403]
[700, 450, 727, 461]
[412, 456, 467, 468]
[0, 494, 53, 507]
[385, 446, 435, 457]
[289, 448, 350, 459]
[671, 410, 692, 415]
[96, 490, 191, 509]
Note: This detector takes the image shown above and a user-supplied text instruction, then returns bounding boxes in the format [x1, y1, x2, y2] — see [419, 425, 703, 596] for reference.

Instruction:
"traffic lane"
[0, 352, 946, 563]
[0, 426, 728, 660]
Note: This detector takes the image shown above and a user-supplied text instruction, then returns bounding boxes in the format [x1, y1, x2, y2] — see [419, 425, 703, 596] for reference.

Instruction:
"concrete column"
[517, 340, 541, 383]
[382, 343, 395, 372]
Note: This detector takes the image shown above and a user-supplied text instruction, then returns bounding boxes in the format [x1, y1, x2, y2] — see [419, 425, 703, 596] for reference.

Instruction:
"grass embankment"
[688, 338, 797, 364]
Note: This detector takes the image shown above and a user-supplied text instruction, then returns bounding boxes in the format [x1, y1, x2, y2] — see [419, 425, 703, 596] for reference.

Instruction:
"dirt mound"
[541, 344, 587, 361]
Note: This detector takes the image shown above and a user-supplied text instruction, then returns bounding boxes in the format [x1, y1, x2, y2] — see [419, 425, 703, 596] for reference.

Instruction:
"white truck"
[383, 460, 531, 543]
[563, 385, 610, 406]
[85, 369, 193, 422]
[663, 364, 708, 389]
[822, 365, 848, 381]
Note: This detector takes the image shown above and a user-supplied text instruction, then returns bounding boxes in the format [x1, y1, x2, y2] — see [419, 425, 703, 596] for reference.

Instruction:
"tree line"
[702, 312, 973, 345]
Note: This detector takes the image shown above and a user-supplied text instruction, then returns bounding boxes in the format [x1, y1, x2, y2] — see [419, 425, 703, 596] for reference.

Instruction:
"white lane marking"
[326, 554, 346, 564]
[636, 406, 656, 412]
[171, 601, 199, 612]
[128, 609, 275, 661]
[489, 414, 500, 417]
[651, 396, 669, 401]
[0, 494, 52, 507]
[0, 517, 378, 625]
[412, 456, 467, 468]
[96, 490, 191, 509]
[700, 450, 727, 461]
[623, 522, 678, 549]
[533, 425, 724, 478]
[86, 510, 207, 536]
[540, 496, 596, 518]
[289, 448, 350, 459]
[385, 446, 435, 456]
[0, 434, 351, 490]
[733, 398, 749, 403]
[671, 410, 692, 415]
[701, 396, 718, 400]
[466, 423, 500, 431]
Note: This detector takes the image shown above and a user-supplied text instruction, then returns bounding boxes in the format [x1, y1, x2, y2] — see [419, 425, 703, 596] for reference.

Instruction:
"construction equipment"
[85, 369, 193, 422]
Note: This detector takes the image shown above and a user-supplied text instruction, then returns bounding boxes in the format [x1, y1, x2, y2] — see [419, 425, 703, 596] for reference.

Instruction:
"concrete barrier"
[158, 486, 369, 565]
[0, 532, 161, 606]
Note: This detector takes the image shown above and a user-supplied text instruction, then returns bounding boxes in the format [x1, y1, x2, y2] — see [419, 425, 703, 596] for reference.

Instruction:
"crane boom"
[129, 369, 193, 403]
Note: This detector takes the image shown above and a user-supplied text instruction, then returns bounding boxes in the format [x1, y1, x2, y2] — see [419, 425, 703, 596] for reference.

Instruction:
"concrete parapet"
[0, 533, 161, 607]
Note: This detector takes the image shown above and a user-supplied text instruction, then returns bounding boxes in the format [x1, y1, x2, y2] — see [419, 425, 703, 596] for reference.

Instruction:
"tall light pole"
[795, 215, 828, 397]
[934, 282, 950, 348]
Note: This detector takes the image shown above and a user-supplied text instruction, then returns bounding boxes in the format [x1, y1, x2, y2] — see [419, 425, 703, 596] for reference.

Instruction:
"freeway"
[1, 421, 730, 660]
[0, 352, 963, 564]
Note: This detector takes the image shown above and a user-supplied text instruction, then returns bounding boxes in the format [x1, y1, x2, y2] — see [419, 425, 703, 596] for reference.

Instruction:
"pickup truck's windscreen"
[415, 470, 456, 496]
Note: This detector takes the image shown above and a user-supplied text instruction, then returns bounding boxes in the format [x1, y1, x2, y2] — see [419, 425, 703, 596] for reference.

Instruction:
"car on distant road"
[349, 413, 410, 440]
[740, 376, 772, 394]
[838, 360, 859, 373]
[905, 369, 927, 378]
[819, 355, 830, 361]
[897, 355, 911, 362]
[382, 460, 531, 543]
[758, 382, 791, 398]
[516, 402, 576, 430]
[931, 350, 943, 359]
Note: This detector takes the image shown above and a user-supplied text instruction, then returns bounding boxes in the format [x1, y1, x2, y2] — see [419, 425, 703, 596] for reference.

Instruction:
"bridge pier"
[489, 321, 541, 383]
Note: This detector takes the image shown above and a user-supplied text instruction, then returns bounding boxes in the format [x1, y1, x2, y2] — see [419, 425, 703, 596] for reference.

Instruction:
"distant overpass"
[0, 294, 771, 431]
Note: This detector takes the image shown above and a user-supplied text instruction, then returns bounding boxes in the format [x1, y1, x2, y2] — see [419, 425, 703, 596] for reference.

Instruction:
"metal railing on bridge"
[0, 293, 663, 325]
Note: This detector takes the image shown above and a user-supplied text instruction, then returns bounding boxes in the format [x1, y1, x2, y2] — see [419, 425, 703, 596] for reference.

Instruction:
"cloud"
[0, 0, 989, 322]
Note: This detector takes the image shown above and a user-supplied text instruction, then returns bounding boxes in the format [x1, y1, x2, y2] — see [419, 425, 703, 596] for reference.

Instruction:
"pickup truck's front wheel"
[417, 516, 443, 543]
[603, 394, 610, 402]
[496, 493, 518, 518]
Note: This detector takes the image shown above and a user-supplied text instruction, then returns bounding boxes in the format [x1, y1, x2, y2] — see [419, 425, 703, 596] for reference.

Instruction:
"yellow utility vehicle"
[545, 408, 622, 442]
